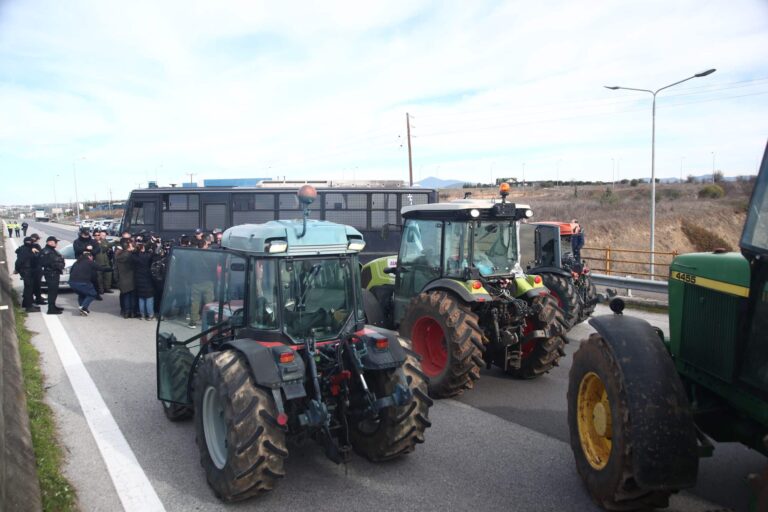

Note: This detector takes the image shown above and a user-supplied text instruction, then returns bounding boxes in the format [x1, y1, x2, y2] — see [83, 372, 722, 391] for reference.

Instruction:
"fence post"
[606, 246, 611, 275]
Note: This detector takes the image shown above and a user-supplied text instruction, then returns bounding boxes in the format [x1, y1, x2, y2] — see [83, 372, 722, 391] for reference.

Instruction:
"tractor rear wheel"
[568, 333, 674, 510]
[539, 272, 579, 329]
[579, 276, 598, 322]
[506, 293, 568, 379]
[399, 291, 484, 398]
[350, 339, 433, 461]
[161, 347, 195, 421]
[194, 350, 287, 502]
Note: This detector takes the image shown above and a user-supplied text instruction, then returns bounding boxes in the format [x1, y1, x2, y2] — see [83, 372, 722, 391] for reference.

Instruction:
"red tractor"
[520, 221, 598, 330]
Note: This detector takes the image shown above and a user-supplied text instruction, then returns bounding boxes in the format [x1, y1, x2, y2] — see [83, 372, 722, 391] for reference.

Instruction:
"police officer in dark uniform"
[40, 236, 65, 314]
[29, 233, 46, 305]
[14, 237, 39, 312]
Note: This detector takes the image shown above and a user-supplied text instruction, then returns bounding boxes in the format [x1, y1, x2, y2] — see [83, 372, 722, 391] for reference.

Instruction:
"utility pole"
[187, 172, 196, 186]
[680, 157, 685, 183]
[406, 113, 413, 186]
[109, 187, 113, 213]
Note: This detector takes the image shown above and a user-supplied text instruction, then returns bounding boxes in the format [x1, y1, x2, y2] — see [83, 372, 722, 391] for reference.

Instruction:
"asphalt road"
[7, 220, 765, 512]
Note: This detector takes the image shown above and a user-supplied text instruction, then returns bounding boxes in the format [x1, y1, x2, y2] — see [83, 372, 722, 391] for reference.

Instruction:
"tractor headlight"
[267, 240, 288, 253]
[524, 209, 533, 218]
[470, 209, 480, 218]
[348, 239, 366, 252]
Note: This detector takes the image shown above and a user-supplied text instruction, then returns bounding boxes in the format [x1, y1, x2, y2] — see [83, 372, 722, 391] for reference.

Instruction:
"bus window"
[130, 201, 156, 226]
[233, 193, 275, 225]
[371, 193, 398, 228]
[162, 193, 200, 230]
[325, 192, 368, 229]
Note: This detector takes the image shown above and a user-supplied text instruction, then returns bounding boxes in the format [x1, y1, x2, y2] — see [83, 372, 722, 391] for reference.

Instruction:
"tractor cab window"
[280, 257, 359, 342]
[443, 221, 470, 277]
[157, 248, 246, 405]
[472, 220, 518, 276]
[741, 155, 768, 254]
[249, 259, 279, 330]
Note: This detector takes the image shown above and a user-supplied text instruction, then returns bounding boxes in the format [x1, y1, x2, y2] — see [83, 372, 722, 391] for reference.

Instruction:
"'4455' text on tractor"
[155, 186, 432, 502]
[362, 184, 568, 398]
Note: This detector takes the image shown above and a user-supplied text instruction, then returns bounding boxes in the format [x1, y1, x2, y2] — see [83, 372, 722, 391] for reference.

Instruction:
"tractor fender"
[528, 265, 571, 278]
[360, 326, 408, 370]
[221, 339, 307, 400]
[422, 278, 492, 303]
[588, 315, 699, 490]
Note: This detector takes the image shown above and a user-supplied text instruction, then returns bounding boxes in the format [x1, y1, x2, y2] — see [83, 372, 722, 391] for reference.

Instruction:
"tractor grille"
[679, 283, 743, 383]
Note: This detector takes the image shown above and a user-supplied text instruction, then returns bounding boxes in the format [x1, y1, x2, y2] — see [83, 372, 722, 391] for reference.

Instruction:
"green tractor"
[362, 184, 568, 398]
[567, 142, 768, 510]
[520, 220, 599, 329]
[156, 186, 432, 502]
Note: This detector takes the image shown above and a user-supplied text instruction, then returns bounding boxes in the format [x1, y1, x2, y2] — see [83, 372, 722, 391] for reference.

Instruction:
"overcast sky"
[1, 0, 767, 205]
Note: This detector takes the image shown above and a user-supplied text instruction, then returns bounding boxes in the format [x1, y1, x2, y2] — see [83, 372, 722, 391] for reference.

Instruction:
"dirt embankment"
[443, 180, 755, 276]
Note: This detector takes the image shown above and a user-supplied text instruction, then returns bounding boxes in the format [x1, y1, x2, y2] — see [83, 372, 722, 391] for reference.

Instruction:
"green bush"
[698, 184, 725, 199]
[630, 179, 639, 187]
[599, 187, 619, 207]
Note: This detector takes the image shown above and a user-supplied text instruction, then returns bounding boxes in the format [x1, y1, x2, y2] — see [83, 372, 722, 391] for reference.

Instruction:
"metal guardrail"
[591, 273, 669, 295]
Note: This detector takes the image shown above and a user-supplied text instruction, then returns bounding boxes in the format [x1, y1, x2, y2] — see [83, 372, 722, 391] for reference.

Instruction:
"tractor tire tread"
[194, 351, 287, 502]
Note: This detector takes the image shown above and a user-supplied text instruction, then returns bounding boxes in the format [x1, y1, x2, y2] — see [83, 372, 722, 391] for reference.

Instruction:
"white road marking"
[40, 312, 166, 511]
[5, 230, 165, 511]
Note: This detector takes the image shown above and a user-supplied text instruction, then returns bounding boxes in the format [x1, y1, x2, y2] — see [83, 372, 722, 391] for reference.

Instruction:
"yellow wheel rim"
[577, 372, 613, 470]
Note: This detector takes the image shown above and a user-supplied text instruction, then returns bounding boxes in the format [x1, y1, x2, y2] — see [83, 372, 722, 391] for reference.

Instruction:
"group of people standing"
[5, 220, 29, 238]
[9, 220, 225, 321]
[14, 233, 64, 314]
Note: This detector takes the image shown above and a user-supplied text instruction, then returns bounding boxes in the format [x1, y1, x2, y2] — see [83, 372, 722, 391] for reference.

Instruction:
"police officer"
[29, 233, 46, 305]
[14, 237, 39, 312]
[40, 236, 65, 314]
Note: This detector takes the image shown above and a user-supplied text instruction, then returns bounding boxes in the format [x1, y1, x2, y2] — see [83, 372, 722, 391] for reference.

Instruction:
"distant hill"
[417, 176, 465, 189]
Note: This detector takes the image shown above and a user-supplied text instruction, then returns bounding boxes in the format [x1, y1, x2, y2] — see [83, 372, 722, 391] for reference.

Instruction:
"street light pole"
[604, 68, 715, 279]
[73, 156, 86, 221]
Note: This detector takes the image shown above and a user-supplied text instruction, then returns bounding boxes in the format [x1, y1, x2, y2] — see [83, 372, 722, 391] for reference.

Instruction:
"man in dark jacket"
[14, 237, 40, 312]
[21, 221, 29, 236]
[40, 236, 65, 314]
[69, 252, 110, 316]
[73, 227, 101, 259]
[29, 233, 46, 305]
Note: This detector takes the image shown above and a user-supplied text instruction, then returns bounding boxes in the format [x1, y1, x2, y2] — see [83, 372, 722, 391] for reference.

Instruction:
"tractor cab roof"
[402, 199, 533, 222]
[533, 221, 579, 236]
[221, 219, 364, 257]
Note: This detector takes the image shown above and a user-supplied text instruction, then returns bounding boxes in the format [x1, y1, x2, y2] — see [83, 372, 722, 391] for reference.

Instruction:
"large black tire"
[161, 347, 195, 421]
[567, 334, 676, 510]
[539, 272, 580, 329]
[399, 291, 485, 398]
[506, 293, 568, 379]
[579, 275, 598, 322]
[194, 350, 287, 502]
[350, 339, 433, 460]
[362, 288, 386, 328]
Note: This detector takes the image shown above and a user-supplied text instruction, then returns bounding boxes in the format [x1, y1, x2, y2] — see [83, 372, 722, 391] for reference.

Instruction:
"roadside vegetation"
[15, 297, 78, 512]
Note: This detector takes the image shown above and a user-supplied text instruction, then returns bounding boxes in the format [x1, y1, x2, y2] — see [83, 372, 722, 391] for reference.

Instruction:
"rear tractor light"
[533, 275, 542, 284]
[279, 351, 295, 364]
[374, 338, 389, 350]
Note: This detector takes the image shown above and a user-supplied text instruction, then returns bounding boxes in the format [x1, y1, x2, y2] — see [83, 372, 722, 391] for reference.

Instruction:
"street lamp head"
[604, 86, 620, 90]
[695, 68, 716, 77]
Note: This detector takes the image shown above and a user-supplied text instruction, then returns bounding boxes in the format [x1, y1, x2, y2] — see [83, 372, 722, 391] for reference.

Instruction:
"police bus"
[121, 183, 438, 262]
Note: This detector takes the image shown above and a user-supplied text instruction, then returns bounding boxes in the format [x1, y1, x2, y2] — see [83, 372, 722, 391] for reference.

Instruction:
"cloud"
[0, 0, 766, 205]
